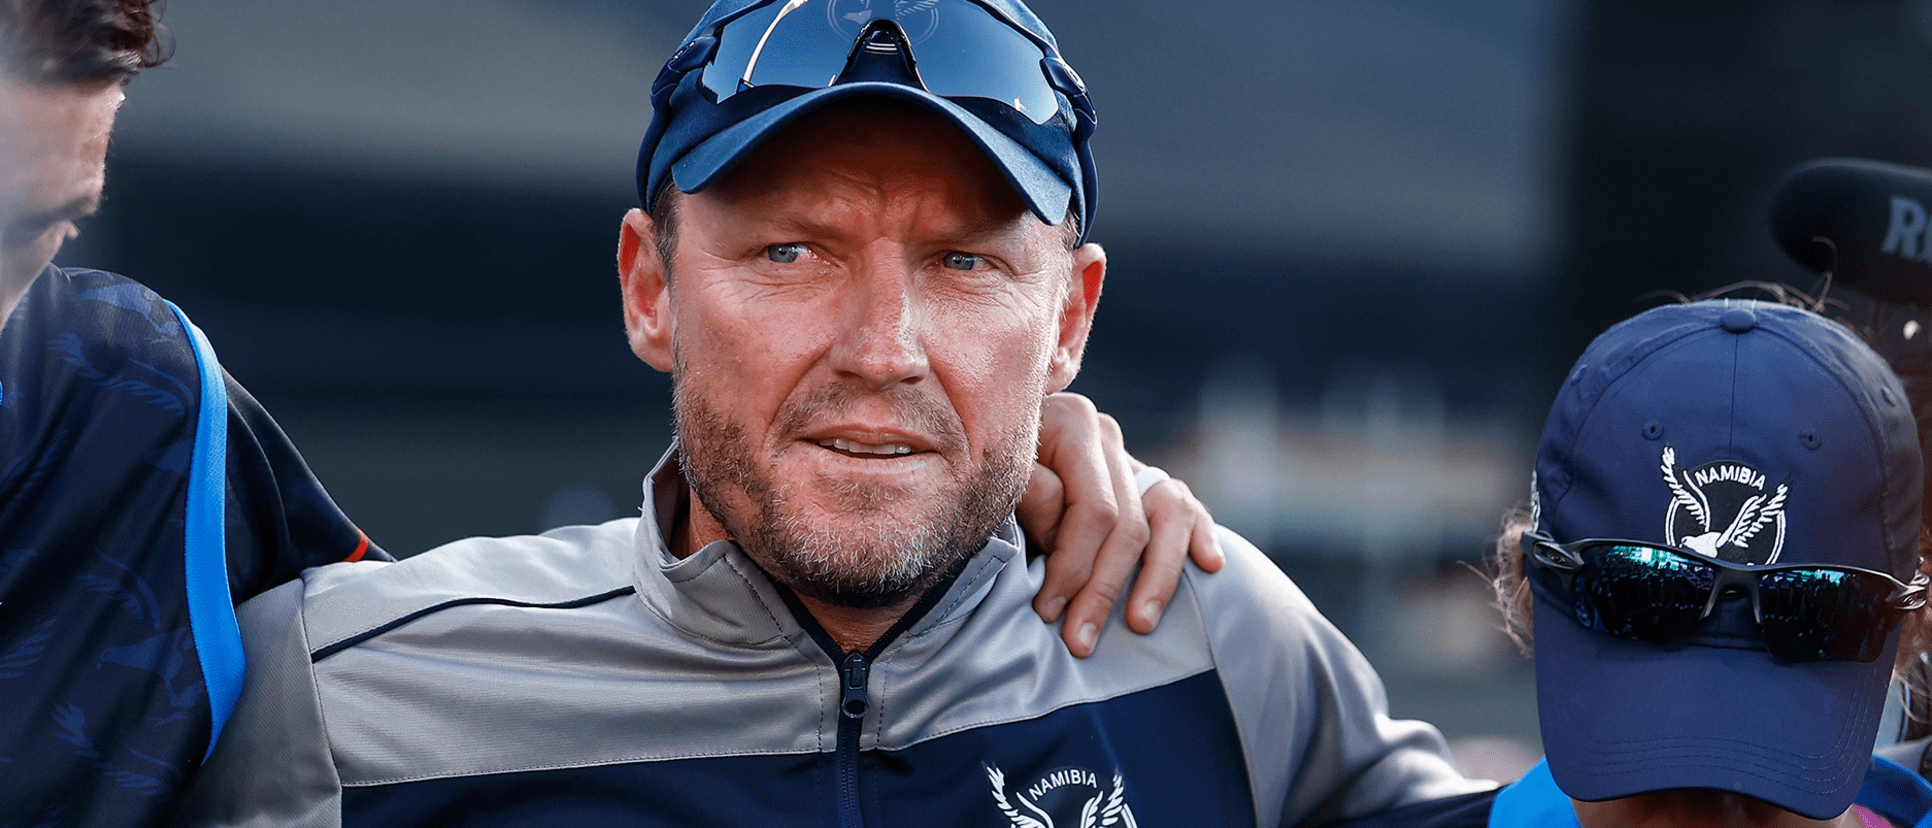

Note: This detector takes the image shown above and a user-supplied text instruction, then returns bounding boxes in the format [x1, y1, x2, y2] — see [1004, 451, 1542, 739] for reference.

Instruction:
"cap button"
[1719, 308, 1757, 333]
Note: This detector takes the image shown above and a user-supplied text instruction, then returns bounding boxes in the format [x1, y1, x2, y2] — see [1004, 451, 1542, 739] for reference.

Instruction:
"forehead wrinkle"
[834, 159, 1029, 246]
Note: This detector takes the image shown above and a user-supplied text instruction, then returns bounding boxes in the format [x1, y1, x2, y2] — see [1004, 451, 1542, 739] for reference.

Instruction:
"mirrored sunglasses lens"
[1575, 544, 1711, 643]
[703, 0, 1060, 125]
[1757, 570, 1895, 663]
[907, 2, 1060, 124]
[703, 1, 856, 100]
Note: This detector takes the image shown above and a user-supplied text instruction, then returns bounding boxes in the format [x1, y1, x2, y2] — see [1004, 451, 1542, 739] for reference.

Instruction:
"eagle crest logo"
[986, 764, 1137, 828]
[1659, 444, 1790, 564]
[826, 0, 942, 44]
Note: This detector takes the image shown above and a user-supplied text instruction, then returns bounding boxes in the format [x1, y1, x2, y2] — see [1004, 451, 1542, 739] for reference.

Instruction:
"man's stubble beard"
[672, 362, 1036, 610]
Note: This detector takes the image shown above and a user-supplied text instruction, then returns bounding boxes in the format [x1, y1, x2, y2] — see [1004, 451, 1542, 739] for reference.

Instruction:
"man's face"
[0, 77, 122, 321]
[619, 100, 1104, 609]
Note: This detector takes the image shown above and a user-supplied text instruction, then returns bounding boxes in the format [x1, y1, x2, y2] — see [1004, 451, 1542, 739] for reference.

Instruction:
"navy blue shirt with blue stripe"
[0, 266, 387, 827]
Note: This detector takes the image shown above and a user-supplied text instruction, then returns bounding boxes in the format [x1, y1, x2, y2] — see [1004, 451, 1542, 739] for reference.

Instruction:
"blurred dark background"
[55, 0, 1932, 778]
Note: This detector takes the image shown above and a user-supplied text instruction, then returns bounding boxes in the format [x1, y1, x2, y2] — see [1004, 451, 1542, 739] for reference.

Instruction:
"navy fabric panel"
[0, 268, 381, 827]
[339, 671, 1250, 827]
[342, 753, 839, 827]
[872, 671, 1253, 827]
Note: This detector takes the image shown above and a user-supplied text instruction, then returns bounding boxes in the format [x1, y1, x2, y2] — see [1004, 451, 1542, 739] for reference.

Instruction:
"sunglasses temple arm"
[1521, 532, 1583, 570]
[741, 0, 814, 91]
[1897, 571, 1931, 611]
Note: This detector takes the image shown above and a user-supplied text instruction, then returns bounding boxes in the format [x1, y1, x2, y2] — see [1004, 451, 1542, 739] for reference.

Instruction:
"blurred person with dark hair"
[0, 0, 163, 319]
[0, 3, 1225, 825]
[0, 1, 391, 825]
[1337, 298, 1932, 828]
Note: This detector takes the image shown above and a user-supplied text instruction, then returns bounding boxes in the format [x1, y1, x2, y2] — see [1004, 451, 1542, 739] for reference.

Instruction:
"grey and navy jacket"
[0, 266, 382, 827]
[181, 451, 1482, 827]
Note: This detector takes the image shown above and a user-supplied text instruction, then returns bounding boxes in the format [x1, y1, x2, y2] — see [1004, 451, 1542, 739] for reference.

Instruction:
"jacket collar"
[629, 442, 1023, 649]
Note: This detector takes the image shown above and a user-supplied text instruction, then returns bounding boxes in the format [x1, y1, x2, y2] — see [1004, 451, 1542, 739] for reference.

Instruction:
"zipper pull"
[840, 652, 870, 720]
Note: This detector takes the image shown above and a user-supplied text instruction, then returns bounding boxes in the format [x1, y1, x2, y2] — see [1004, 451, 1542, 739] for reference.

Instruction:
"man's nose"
[829, 262, 928, 390]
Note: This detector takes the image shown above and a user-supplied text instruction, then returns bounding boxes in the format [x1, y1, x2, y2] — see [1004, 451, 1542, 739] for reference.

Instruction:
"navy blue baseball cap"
[1530, 299, 1923, 820]
[638, 0, 1098, 244]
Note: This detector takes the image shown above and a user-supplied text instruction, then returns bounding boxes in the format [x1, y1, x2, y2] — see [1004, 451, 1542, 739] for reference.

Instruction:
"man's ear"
[618, 208, 675, 372]
[1047, 242, 1106, 393]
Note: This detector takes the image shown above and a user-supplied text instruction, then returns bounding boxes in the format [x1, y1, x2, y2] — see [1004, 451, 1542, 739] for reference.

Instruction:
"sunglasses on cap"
[655, 0, 1093, 129]
[1522, 530, 1929, 663]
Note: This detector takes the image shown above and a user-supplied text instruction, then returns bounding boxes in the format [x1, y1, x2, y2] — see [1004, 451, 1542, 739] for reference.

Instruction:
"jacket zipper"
[771, 559, 969, 828]
[836, 651, 871, 827]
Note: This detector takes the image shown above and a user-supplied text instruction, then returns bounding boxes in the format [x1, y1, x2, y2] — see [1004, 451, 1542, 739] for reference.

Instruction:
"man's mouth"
[816, 438, 917, 457]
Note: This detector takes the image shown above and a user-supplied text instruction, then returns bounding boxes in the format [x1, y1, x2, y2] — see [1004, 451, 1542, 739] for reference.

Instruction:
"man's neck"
[669, 482, 917, 654]
[791, 592, 920, 654]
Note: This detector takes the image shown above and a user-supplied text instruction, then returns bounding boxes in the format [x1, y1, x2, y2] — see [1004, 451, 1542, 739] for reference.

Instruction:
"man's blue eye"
[942, 252, 979, 271]
[766, 244, 806, 264]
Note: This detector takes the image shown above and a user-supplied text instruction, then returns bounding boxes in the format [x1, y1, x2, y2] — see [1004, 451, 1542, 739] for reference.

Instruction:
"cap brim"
[670, 82, 1073, 226]
[1533, 597, 1895, 820]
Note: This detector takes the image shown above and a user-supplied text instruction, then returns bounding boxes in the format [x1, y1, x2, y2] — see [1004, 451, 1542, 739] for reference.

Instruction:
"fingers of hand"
[1035, 394, 1110, 510]
[1032, 393, 1120, 630]
[1124, 499, 1195, 633]
[1190, 508, 1225, 573]
[1059, 523, 1147, 656]
[1037, 490, 1115, 626]
[1059, 413, 1147, 656]
[1017, 462, 1066, 551]
[1146, 477, 1223, 572]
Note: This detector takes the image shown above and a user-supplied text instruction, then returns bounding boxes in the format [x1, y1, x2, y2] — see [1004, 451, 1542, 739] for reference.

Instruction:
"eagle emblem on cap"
[1660, 444, 1790, 564]
[829, 0, 942, 43]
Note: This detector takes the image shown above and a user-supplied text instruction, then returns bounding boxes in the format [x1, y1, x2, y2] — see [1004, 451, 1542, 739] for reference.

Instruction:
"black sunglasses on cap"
[1522, 530, 1928, 663]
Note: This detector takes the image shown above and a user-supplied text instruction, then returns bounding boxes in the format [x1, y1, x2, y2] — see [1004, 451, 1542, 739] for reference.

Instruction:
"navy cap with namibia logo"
[1530, 299, 1923, 819]
[638, 0, 1098, 245]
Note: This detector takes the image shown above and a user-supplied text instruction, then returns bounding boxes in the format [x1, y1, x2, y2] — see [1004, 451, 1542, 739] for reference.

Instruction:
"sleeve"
[222, 374, 391, 604]
[1188, 527, 1492, 827]
[172, 578, 347, 828]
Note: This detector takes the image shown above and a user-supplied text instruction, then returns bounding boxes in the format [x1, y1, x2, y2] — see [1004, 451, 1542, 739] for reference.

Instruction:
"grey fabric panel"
[1193, 527, 1490, 827]
[175, 579, 344, 828]
[302, 520, 837, 786]
[873, 539, 1216, 750]
[906, 518, 1012, 638]
[290, 513, 1226, 786]
[299, 520, 647, 654]
[319, 594, 838, 785]
[630, 523, 811, 648]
